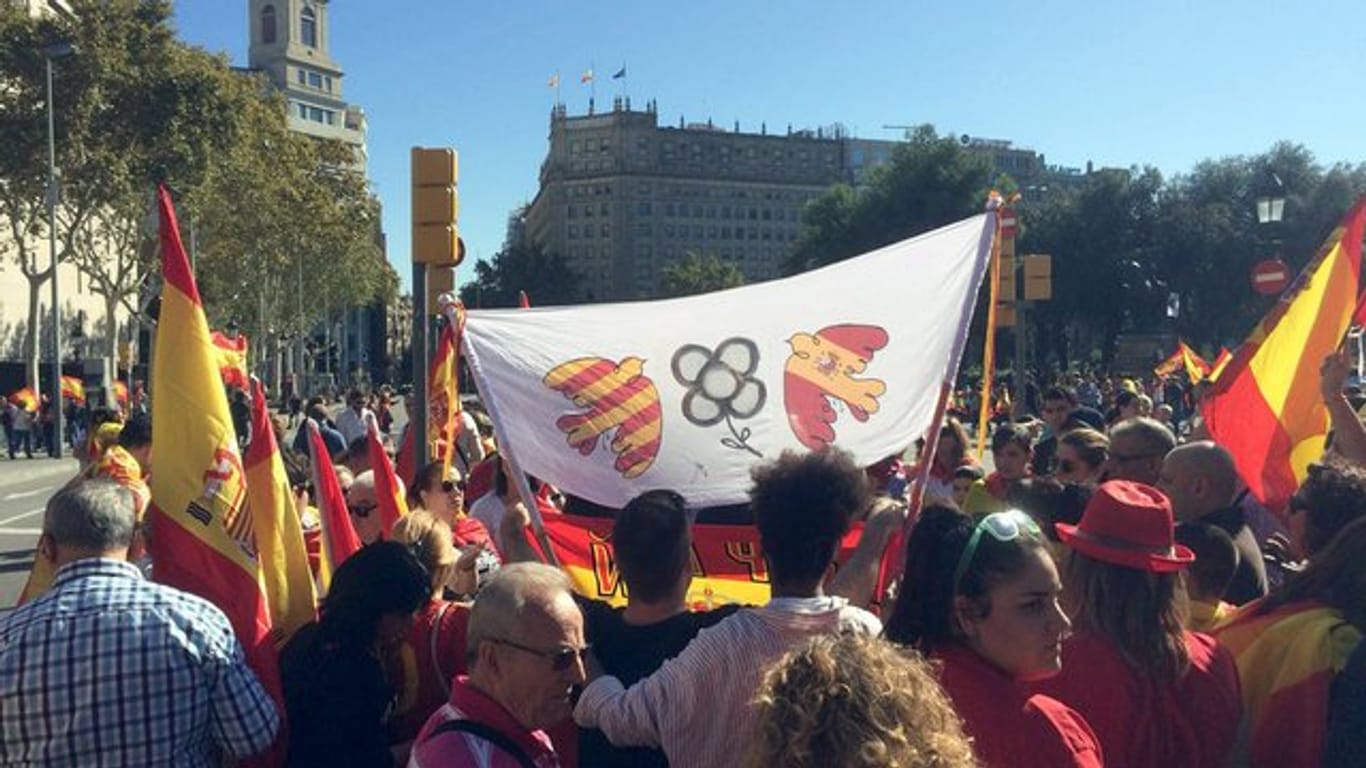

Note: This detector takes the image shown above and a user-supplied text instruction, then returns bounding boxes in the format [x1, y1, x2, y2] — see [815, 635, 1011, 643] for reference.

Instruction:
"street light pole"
[43, 42, 75, 459]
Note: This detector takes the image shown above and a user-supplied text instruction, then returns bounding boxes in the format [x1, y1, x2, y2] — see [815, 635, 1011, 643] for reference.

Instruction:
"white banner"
[463, 212, 996, 508]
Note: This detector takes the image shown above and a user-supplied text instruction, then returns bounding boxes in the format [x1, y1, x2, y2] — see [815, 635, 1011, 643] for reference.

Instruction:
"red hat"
[1056, 480, 1194, 573]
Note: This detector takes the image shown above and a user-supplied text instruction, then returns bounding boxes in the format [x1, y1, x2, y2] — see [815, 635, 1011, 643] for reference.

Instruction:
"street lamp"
[1255, 172, 1285, 225]
[43, 40, 76, 459]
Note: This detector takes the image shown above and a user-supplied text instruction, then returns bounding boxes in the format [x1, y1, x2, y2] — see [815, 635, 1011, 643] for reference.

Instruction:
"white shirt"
[573, 596, 881, 768]
[468, 492, 505, 543]
[335, 407, 377, 446]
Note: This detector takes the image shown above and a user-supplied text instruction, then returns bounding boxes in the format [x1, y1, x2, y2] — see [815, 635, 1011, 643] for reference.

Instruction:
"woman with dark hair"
[1214, 515, 1366, 766]
[1037, 480, 1241, 768]
[1056, 428, 1108, 487]
[884, 506, 1101, 767]
[280, 541, 432, 767]
[923, 417, 979, 501]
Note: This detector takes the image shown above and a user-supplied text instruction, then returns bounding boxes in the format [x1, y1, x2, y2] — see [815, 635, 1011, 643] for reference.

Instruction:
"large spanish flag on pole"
[395, 317, 462, 485]
[245, 377, 316, 644]
[146, 185, 284, 761]
[1202, 198, 1366, 515]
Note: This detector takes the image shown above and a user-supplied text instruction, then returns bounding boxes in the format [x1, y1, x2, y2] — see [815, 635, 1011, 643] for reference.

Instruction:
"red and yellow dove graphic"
[544, 356, 663, 479]
[783, 324, 889, 450]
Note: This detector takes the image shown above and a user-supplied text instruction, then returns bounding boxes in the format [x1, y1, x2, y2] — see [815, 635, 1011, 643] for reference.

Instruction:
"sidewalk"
[0, 456, 78, 490]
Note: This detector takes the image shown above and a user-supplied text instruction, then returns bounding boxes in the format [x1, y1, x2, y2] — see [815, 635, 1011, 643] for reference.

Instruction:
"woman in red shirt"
[884, 505, 1102, 768]
[1038, 480, 1241, 768]
[386, 510, 474, 760]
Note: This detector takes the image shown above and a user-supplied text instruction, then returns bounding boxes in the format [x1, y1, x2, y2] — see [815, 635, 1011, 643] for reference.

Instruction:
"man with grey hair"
[0, 480, 278, 766]
[1104, 416, 1178, 485]
[1160, 440, 1268, 604]
[409, 562, 585, 767]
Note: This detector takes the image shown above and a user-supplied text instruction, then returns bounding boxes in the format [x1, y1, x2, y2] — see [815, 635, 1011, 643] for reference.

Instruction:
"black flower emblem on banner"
[671, 337, 766, 457]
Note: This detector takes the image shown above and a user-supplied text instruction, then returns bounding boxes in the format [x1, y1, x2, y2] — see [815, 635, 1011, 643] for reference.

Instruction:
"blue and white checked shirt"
[0, 558, 279, 767]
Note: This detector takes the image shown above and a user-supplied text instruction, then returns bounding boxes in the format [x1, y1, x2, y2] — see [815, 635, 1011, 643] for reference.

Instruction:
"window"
[300, 6, 318, 48]
[261, 5, 277, 44]
[296, 102, 307, 119]
[296, 68, 306, 85]
[568, 225, 579, 239]
[601, 224, 610, 238]
[637, 202, 652, 215]
[567, 206, 577, 219]
[307, 71, 323, 89]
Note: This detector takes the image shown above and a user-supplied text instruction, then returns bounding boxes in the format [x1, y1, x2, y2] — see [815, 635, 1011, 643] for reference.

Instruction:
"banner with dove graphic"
[462, 211, 996, 509]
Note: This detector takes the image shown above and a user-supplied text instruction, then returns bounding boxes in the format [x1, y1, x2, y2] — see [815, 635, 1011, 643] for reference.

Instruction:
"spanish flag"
[1209, 346, 1234, 383]
[145, 185, 284, 762]
[367, 423, 408, 539]
[60, 375, 84, 404]
[395, 320, 461, 485]
[9, 387, 36, 411]
[1154, 341, 1210, 384]
[211, 330, 249, 390]
[245, 377, 316, 644]
[113, 380, 129, 406]
[1214, 599, 1361, 766]
[306, 418, 360, 595]
[1201, 198, 1366, 515]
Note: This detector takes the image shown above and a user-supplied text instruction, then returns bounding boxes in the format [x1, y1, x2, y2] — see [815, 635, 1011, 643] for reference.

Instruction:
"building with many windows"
[247, 0, 367, 170]
[527, 100, 856, 302]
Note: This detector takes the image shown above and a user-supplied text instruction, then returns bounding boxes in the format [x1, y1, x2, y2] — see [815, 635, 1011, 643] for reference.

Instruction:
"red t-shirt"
[934, 644, 1103, 768]
[1033, 631, 1241, 768]
[385, 599, 471, 746]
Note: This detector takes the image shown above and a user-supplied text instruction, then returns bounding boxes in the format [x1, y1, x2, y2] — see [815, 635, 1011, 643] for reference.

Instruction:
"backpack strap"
[424, 718, 538, 768]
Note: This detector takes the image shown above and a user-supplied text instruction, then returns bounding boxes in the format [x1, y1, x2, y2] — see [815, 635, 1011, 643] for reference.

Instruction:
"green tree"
[659, 252, 745, 298]
[459, 240, 582, 308]
[786, 125, 995, 274]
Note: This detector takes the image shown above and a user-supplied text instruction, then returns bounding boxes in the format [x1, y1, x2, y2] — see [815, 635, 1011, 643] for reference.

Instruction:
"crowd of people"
[3, 355, 1366, 766]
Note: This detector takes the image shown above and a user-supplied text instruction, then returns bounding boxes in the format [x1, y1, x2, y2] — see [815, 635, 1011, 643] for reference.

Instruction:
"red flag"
[368, 423, 408, 538]
[146, 184, 284, 764]
[211, 331, 250, 390]
[518, 290, 531, 309]
[307, 419, 361, 594]
[395, 320, 462, 484]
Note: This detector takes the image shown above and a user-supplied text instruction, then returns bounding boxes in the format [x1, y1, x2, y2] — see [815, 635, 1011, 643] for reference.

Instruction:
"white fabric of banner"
[463, 212, 995, 509]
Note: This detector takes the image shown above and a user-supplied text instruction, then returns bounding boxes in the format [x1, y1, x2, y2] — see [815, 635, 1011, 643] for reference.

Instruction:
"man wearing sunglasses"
[410, 563, 585, 768]
[1103, 417, 1176, 486]
[346, 471, 383, 544]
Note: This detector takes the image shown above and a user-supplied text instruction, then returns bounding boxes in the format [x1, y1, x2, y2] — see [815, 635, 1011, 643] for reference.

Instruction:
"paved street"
[0, 458, 79, 611]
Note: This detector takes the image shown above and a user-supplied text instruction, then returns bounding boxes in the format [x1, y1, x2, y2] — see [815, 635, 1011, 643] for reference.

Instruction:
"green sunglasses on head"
[952, 509, 1043, 594]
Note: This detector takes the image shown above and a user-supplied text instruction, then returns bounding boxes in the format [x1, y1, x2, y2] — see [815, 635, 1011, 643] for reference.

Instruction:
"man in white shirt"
[573, 448, 881, 768]
[334, 389, 377, 446]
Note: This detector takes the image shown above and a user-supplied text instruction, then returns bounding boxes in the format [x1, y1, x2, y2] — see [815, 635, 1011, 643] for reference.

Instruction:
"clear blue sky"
[171, 1, 1365, 290]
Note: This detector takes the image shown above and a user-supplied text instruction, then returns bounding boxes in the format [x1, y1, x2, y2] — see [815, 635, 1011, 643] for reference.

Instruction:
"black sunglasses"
[491, 638, 590, 672]
[441, 479, 466, 494]
[1058, 460, 1078, 474]
[348, 501, 376, 518]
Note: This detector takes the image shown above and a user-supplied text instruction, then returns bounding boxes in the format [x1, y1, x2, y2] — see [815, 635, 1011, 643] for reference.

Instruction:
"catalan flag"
[144, 184, 284, 762]
[1214, 599, 1361, 766]
[368, 423, 408, 539]
[244, 377, 316, 644]
[211, 330, 250, 390]
[307, 418, 360, 595]
[1202, 199, 1366, 516]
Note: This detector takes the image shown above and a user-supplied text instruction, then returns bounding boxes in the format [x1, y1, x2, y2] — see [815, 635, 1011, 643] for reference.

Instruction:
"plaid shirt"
[0, 558, 279, 767]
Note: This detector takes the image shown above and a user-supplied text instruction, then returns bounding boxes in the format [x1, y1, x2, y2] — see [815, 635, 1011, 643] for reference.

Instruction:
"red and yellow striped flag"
[245, 377, 316, 644]
[1209, 346, 1234, 383]
[9, 387, 36, 411]
[211, 330, 249, 390]
[395, 319, 462, 485]
[368, 423, 408, 539]
[307, 418, 360, 595]
[144, 185, 284, 762]
[60, 375, 84, 404]
[1202, 198, 1366, 515]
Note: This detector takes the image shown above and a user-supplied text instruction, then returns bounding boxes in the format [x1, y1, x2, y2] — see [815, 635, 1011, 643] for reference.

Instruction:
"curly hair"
[747, 633, 978, 768]
[750, 449, 868, 584]
[1291, 459, 1366, 557]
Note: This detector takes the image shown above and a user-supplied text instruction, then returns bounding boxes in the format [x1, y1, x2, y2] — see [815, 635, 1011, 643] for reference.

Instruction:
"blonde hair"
[747, 633, 979, 768]
[391, 511, 457, 594]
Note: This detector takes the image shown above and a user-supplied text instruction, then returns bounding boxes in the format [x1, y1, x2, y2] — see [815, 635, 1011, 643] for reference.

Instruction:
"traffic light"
[1022, 254, 1053, 301]
[412, 147, 463, 267]
[427, 266, 454, 315]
